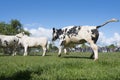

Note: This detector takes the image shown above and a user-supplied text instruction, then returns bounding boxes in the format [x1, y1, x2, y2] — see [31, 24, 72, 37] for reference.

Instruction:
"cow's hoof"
[58, 54, 61, 57]
[42, 55, 45, 56]
[94, 58, 98, 61]
[12, 55, 15, 56]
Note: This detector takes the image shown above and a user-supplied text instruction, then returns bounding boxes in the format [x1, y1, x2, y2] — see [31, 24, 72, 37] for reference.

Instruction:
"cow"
[52, 18, 119, 60]
[16, 32, 48, 56]
[0, 34, 19, 56]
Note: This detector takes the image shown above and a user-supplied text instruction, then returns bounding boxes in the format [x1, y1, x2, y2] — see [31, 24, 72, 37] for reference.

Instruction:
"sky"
[0, 0, 120, 47]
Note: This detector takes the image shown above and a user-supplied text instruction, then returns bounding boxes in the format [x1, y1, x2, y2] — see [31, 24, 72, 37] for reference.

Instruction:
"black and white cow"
[52, 18, 119, 60]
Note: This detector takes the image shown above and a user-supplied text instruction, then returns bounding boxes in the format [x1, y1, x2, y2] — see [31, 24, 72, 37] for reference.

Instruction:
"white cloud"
[24, 27, 52, 41]
[98, 32, 120, 47]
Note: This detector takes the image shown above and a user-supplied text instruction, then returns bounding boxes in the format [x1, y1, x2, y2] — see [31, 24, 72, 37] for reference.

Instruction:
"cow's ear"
[53, 28, 56, 33]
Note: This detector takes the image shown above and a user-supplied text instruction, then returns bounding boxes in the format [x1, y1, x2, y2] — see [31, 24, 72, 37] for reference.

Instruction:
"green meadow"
[0, 52, 120, 80]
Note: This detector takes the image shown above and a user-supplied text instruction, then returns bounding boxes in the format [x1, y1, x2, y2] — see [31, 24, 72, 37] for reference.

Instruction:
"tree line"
[0, 19, 30, 35]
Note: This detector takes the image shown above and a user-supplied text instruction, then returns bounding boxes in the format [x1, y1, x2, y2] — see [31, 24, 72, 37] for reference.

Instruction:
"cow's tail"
[96, 18, 119, 29]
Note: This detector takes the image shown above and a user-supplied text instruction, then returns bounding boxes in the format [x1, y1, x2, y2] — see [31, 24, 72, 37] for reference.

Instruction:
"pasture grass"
[0, 52, 120, 80]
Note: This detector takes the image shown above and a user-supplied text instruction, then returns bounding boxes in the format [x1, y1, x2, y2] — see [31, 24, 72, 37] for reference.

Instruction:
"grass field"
[0, 52, 120, 80]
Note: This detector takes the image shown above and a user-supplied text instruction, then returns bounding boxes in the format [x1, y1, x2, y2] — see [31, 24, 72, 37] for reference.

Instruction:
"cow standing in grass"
[52, 19, 119, 60]
[16, 32, 48, 56]
[0, 34, 19, 56]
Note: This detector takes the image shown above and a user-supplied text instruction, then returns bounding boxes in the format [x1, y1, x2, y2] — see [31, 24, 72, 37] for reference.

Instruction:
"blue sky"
[0, 0, 120, 46]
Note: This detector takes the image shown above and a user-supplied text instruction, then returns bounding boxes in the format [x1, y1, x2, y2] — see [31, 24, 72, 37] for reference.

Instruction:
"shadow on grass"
[29, 54, 52, 57]
[0, 69, 43, 80]
[62, 55, 91, 59]
[0, 54, 52, 57]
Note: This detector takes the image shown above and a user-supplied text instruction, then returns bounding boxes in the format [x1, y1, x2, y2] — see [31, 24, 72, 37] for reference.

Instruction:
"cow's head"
[16, 32, 25, 38]
[52, 28, 63, 41]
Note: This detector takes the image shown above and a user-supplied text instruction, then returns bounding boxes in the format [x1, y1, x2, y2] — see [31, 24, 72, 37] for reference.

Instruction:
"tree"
[10, 19, 30, 35]
[10, 19, 22, 34]
[107, 44, 116, 49]
[0, 19, 30, 35]
[0, 22, 6, 34]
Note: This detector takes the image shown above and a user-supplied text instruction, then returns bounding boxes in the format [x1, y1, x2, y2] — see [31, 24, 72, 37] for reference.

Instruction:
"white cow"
[0, 34, 19, 56]
[16, 32, 48, 56]
[52, 18, 119, 60]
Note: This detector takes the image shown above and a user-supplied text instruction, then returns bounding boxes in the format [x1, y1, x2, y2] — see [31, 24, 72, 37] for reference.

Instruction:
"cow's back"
[20, 36, 48, 47]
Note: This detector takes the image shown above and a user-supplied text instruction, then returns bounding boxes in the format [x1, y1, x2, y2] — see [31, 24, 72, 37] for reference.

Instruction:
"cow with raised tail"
[52, 18, 119, 60]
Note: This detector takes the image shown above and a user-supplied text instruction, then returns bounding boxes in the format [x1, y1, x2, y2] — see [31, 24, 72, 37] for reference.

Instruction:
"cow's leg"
[89, 41, 98, 60]
[42, 46, 47, 56]
[12, 52, 16, 56]
[12, 50, 16, 56]
[64, 48, 69, 55]
[9, 47, 15, 56]
[12, 45, 17, 56]
[64, 48, 67, 54]
[24, 46, 28, 56]
[13, 47, 17, 56]
[58, 46, 63, 57]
